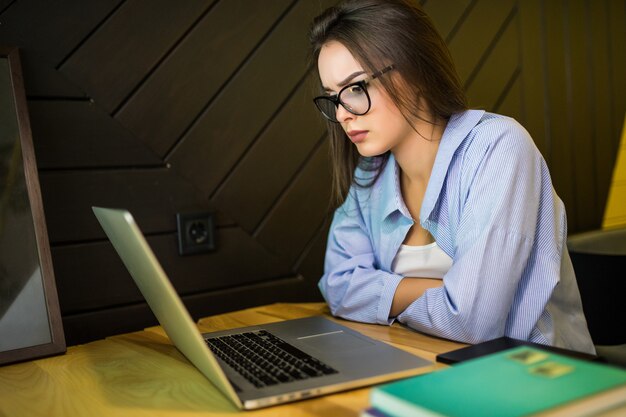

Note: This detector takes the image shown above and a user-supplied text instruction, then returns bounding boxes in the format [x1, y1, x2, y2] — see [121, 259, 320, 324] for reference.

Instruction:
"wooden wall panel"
[1, 0, 624, 345]
[62, 276, 310, 345]
[28, 100, 161, 169]
[60, 0, 213, 113]
[294, 220, 332, 287]
[495, 75, 522, 119]
[0, 0, 122, 96]
[518, 0, 549, 157]
[447, 0, 515, 87]
[588, 0, 617, 224]
[0, 1, 13, 13]
[168, 0, 336, 197]
[212, 73, 326, 233]
[39, 169, 207, 243]
[255, 141, 332, 266]
[465, 15, 518, 111]
[115, 0, 292, 157]
[54, 228, 293, 314]
[568, 1, 599, 232]
[546, 1, 577, 225]
[423, 0, 472, 41]
[0, 0, 122, 66]
[514, 0, 623, 233]
[608, 1, 626, 139]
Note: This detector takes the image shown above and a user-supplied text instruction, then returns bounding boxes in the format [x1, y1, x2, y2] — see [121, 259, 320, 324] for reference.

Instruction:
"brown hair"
[309, 0, 467, 208]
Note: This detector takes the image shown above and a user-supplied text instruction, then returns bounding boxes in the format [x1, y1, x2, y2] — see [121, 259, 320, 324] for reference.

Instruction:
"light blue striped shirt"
[319, 110, 596, 354]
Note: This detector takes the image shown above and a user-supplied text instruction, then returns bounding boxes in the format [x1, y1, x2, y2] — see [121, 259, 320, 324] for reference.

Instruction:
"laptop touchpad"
[298, 331, 374, 351]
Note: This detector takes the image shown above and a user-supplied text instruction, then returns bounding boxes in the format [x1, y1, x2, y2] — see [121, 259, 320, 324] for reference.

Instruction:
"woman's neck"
[392, 117, 446, 186]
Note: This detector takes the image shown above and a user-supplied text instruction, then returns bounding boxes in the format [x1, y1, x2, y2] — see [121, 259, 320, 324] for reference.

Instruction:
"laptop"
[92, 207, 431, 410]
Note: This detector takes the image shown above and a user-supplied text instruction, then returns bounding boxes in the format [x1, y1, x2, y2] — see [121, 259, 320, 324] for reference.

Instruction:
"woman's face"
[317, 41, 416, 157]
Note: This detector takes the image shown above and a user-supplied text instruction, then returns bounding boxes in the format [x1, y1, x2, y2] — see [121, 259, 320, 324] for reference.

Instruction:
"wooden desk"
[0, 302, 462, 417]
[3, 303, 624, 417]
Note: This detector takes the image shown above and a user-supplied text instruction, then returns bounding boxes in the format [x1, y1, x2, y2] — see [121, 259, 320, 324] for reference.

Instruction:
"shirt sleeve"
[397, 119, 559, 343]
[319, 190, 404, 326]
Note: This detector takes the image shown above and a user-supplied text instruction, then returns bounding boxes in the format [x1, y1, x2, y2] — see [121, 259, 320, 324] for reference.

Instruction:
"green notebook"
[371, 346, 626, 417]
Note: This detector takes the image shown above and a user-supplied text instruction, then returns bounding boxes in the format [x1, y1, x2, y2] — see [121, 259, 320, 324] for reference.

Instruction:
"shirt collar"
[420, 109, 485, 221]
[380, 155, 409, 220]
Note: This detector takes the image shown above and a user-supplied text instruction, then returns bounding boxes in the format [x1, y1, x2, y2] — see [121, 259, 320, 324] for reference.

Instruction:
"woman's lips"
[347, 130, 368, 143]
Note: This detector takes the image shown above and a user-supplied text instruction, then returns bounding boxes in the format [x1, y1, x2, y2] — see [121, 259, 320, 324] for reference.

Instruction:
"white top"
[391, 242, 452, 279]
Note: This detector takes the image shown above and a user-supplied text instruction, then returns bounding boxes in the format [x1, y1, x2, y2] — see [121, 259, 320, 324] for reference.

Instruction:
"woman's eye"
[347, 84, 364, 94]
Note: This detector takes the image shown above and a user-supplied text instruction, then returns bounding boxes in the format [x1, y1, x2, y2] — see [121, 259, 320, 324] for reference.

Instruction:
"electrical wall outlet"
[176, 212, 215, 255]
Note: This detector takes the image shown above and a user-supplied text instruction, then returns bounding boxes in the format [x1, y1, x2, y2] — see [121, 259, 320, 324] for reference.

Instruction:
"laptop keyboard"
[206, 330, 338, 388]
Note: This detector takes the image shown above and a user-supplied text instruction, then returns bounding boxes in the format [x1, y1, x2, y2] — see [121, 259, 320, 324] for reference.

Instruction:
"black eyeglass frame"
[313, 64, 395, 123]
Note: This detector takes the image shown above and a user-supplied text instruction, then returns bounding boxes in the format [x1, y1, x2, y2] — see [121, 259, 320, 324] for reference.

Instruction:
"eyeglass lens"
[317, 83, 370, 122]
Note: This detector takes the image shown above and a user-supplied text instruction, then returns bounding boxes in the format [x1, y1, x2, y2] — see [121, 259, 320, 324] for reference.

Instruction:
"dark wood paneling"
[466, 14, 518, 112]
[211, 73, 325, 233]
[589, 0, 618, 224]
[0, 0, 122, 96]
[0, 0, 122, 65]
[544, 1, 576, 227]
[168, 0, 337, 197]
[448, 0, 515, 85]
[515, 0, 623, 233]
[518, 0, 549, 157]
[256, 140, 332, 267]
[496, 74, 522, 122]
[29, 100, 161, 169]
[60, 0, 212, 113]
[0, 1, 14, 13]
[115, 0, 292, 157]
[568, 0, 598, 232]
[54, 228, 293, 314]
[608, 0, 626, 141]
[40, 168, 209, 243]
[62, 276, 312, 346]
[423, 0, 472, 41]
[294, 219, 331, 283]
[17, 59, 85, 98]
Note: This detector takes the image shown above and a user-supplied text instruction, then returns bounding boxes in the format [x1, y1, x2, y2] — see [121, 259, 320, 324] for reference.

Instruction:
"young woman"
[310, 0, 595, 354]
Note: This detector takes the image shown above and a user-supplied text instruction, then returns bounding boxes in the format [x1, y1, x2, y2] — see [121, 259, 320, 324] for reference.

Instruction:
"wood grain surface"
[0, 303, 457, 417]
[1, 303, 624, 417]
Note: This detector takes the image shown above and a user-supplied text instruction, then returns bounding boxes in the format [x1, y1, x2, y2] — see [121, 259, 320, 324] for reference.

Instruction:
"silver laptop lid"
[92, 206, 242, 408]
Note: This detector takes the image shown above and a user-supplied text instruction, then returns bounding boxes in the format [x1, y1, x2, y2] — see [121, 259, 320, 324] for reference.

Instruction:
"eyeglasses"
[313, 65, 395, 123]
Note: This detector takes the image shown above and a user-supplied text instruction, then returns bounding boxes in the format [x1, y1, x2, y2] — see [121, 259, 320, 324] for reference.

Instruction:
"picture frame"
[0, 46, 66, 365]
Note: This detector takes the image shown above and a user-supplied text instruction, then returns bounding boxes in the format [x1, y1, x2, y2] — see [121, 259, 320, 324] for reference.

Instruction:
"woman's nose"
[335, 103, 354, 123]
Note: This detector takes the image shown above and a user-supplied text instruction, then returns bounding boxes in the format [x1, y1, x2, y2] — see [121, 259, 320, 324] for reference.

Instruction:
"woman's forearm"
[389, 277, 443, 318]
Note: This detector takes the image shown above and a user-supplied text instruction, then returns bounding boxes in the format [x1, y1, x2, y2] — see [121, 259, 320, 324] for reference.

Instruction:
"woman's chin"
[355, 144, 388, 158]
